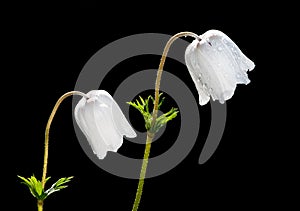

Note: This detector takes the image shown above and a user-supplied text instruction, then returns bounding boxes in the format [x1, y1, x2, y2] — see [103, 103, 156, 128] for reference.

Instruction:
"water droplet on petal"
[218, 46, 223, 51]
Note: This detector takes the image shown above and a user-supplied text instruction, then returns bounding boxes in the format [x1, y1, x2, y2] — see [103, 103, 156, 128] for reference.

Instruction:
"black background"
[9, 3, 295, 211]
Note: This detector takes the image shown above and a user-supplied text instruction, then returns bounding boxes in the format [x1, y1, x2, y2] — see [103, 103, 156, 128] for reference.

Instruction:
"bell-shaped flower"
[185, 29, 255, 105]
[74, 90, 136, 159]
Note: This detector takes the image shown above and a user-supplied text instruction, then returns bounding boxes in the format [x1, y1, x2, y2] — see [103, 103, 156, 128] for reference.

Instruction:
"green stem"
[131, 31, 200, 211]
[131, 133, 153, 211]
[37, 200, 43, 211]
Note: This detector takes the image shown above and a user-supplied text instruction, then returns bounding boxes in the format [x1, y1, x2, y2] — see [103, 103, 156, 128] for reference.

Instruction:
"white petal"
[185, 42, 210, 105]
[74, 90, 136, 159]
[92, 99, 123, 151]
[89, 90, 137, 138]
[111, 98, 137, 138]
[75, 98, 109, 159]
[74, 98, 89, 138]
[203, 30, 255, 81]
[185, 30, 255, 105]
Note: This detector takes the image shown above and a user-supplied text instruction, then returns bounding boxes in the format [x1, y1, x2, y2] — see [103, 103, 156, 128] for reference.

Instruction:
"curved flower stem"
[152, 31, 200, 124]
[39, 91, 88, 211]
[131, 32, 200, 211]
[42, 91, 88, 187]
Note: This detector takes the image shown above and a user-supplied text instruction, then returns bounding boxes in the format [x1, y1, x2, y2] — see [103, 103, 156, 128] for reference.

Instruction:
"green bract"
[127, 93, 179, 134]
[18, 175, 73, 200]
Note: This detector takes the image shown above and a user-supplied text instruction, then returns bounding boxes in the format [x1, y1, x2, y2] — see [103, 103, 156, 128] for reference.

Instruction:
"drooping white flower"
[185, 30, 255, 105]
[74, 90, 136, 159]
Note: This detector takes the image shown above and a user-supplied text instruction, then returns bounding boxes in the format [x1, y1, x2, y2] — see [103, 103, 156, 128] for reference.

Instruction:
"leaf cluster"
[127, 93, 178, 134]
[18, 175, 73, 200]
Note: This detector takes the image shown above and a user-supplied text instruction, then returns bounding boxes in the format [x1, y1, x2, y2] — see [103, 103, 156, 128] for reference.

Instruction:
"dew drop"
[218, 46, 223, 51]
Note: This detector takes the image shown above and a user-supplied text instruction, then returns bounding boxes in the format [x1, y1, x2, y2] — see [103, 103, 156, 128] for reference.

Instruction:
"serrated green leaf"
[128, 92, 178, 133]
[139, 96, 145, 105]
[55, 176, 74, 187]
[136, 100, 141, 107]
[150, 107, 179, 133]
[18, 175, 73, 200]
[18, 175, 44, 199]
[158, 94, 165, 109]
[44, 176, 73, 198]
[28, 176, 43, 196]
[18, 175, 31, 187]
[145, 97, 150, 113]
[45, 177, 51, 183]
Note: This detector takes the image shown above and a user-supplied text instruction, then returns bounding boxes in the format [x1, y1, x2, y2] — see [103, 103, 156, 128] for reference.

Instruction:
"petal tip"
[199, 97, 210, 106]
[125, 129, 137, 138]
[95, 152, 107, 160]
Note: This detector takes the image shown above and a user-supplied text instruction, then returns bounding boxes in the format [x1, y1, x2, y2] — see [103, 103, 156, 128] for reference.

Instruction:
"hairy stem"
[131, 133, 153, 211]
[131, 31, 200, 211]
[41, 91, 88, 187]
[152, 31, 199, 125]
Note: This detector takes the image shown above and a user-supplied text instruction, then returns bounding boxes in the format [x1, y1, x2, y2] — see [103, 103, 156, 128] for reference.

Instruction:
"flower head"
[185, 30, 255, 105]
[74, 90, 136, 159]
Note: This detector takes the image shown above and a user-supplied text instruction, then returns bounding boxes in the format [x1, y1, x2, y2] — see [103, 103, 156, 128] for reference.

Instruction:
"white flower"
[74, 90, 136, 159]
[185, 30, 255, 105]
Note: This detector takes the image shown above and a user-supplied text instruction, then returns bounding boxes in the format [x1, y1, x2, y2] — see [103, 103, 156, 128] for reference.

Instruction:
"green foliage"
[127, 93, 179, 134]
[152, 107, 178, 133]
[18, 175, 73, 201]
[127, 95, 153, 131]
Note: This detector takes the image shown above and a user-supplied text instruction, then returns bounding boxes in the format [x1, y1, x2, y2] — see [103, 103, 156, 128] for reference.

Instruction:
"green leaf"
[18, 175, 73, 200]
[150, 107, 179, 133]
[157, 94, 165, 110]
[128, 93, 179, 134]
[18, 175, 31, 187]
[45, 176, 74, 197]
[139, 96, 145, 105]
[145, 96, 150, 113]
[18, 175, 44, 199]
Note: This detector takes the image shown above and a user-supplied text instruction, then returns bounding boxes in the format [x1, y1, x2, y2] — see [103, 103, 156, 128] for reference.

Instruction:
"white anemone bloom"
[74, 90, 136, 159]
[185, 30, 255, 105]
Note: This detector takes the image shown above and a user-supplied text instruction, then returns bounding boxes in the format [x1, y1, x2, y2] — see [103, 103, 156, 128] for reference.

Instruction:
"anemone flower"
[185, 30, 255, 105]
[74, 90, 136, 159]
